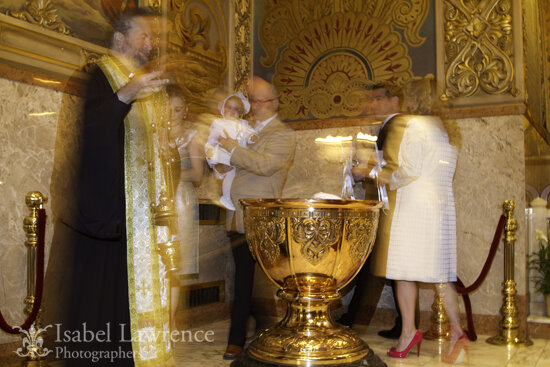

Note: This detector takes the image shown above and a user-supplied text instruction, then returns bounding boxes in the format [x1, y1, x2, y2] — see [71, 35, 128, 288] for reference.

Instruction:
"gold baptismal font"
[241, 198, 383, 366]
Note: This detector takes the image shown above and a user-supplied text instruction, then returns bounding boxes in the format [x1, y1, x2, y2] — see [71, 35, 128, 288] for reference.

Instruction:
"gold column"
[487, 200, 532, 346]
[233, 0, 252, 92]
[22, 191, 48, 366]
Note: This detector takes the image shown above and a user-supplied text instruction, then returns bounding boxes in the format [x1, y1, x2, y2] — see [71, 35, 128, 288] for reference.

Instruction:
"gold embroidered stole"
[97, 55, 175, 367]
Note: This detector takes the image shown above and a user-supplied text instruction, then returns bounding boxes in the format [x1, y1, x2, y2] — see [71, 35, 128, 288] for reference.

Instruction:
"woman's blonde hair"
[401, 75, 437, 115]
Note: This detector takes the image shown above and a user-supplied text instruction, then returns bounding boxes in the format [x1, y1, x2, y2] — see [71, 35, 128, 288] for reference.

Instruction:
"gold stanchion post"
[487, 200, 532, 346]
[423, 285, 451, 341]
[21, 191, 48, 366]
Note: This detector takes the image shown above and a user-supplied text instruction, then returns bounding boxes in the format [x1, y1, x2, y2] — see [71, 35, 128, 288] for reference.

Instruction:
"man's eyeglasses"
[250, 97, 277, 104]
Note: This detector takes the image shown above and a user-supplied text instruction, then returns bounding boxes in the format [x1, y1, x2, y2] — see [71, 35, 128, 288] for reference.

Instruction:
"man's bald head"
[248, 77, 279, 121]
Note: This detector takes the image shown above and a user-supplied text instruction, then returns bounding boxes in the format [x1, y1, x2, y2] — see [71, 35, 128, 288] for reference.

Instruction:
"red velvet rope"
[456, 277, 476, 341]
[455, 214, 506, 341]
[0, 208, 46, 334]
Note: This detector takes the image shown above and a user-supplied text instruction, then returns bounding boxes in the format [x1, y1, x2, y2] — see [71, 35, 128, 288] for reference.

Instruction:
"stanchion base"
[486, 335, 533, 347]
[230, 348, 387, 367]
[423, 329, 450, 342]
[21, 360, 50, 367]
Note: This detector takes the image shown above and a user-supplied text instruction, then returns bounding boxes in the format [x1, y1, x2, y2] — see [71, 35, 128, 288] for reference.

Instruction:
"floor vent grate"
[180, 280, 225, 308]
[198, 203, 223, 224]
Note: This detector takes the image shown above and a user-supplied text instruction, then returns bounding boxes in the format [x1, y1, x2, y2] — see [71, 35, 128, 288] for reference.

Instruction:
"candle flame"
[33, 77, 61, 85]
[29, 112, 57, 116]
[357, 132, 377, 142]
[315, 135, 352, 143]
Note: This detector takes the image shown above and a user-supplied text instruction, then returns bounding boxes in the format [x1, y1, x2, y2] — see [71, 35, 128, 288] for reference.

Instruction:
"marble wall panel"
[0, 77, 69, 345]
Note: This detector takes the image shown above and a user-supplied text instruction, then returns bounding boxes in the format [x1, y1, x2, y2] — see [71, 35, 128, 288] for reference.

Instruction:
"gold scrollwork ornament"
[441, 0, 518, 100]
[254, 327, 363, 354]
[4, 0, 71, 35]
[175, 7, 211, 49]
[346, 214, 378, 266]
[245, 215, 286, 266]
[292, 217, 342, 266]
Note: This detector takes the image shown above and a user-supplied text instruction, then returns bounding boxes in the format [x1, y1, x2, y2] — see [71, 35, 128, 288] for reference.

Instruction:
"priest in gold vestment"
[59, 9, 174, 367]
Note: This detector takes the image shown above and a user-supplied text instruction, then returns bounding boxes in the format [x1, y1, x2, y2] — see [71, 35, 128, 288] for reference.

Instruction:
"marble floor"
[174, 319, 550, 367]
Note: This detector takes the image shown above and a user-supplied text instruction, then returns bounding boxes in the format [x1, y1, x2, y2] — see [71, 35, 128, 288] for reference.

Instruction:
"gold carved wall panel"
[436, 0, 524, 105]
[167, 0, 229, 114]
[258, 0, 429, 121]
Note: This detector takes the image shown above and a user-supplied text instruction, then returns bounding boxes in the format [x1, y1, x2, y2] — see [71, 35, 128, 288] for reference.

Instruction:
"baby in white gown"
[205, 92, 257, 210]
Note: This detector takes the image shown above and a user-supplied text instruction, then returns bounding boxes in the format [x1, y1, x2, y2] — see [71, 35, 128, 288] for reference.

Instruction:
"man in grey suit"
[218, 77, 296, 360]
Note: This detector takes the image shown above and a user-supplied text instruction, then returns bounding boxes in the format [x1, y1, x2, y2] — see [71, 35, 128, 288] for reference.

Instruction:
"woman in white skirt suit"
[368, 79, 468, 363]
[166, 85, 203, 328]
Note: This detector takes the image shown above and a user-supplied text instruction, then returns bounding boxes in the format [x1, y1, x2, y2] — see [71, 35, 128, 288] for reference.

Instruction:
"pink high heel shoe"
[442, 333, 470, 364]
[387, 330, 423, 358]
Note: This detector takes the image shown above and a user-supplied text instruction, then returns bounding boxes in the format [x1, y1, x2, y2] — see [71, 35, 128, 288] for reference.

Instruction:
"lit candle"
[315, 135, 353, 162]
